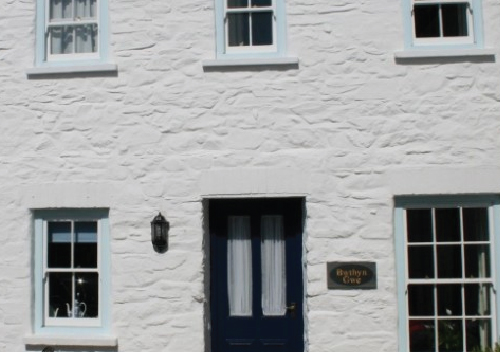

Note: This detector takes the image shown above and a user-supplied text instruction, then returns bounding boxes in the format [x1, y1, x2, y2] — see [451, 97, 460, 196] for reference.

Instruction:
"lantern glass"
[154, 223, 165, 244]
[151, 213, 169, 252]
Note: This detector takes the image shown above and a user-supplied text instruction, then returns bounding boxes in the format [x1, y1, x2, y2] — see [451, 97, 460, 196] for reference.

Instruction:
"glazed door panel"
[210, 198, 304, 352]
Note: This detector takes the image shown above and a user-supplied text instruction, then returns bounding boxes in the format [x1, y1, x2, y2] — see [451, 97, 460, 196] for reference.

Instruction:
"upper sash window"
[33, 209, 111, 334]
[47, 0, 99, 61]
[35, 0, 110, 67]
[403, 0, 484, 50]
[216, 0, 287, 58]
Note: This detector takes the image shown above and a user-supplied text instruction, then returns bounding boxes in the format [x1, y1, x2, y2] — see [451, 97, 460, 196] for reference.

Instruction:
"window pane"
[437, 284, 462, 316]
[75, 273, 99, 318]
[407, 209, 433, 243]
[466, 319, 492, 351]
[227, 216, 252, 316]
[50, 0, 73, 21]
[48, 272, 72, 318]
[227, 0, 248, 8]
[465, 284, 491, 316]
[48, 221, 72, 268]
[74, 221, 98, 268]
[414, 4, 440, 38]
[442, 3, 468, 37]
[261, 216, 286, 316]
[252, 12, 273, 45]
[435, 208, 460, 242]
[437, 245, 462, 278]
[464, 244, 490, 278]
[409, 285, 434, 316]
[438, 320, 463, 352]
[251, 0, 272, 7]
[75, 24, 98, 53]
[463, 208, 489, 242]
[75, 0, 97, 19]
[410, 320, 435, 352]
[50, 26, 75, 54]
[228, 14, 250, 47]
[408, 245, 434, 279]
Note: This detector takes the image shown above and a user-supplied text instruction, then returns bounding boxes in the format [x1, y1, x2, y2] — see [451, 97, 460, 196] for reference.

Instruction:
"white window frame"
[45, 0, 100, 62]
[34, 0, 111, 69]
[33, 209, 111, 335]
[215, 0, 287, 59]
[412, 0, 474, 46]
[224, 1, 278, 54]
[395, 196, 500, 352]
[401, 0, 484, 50]
[42, 219, 101, 328]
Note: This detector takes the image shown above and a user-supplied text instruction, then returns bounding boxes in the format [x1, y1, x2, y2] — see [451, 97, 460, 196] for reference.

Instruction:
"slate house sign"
[327, 261, 377, 289]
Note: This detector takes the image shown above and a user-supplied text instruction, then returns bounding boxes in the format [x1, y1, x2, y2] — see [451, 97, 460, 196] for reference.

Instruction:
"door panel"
[210, 198, 304, 352]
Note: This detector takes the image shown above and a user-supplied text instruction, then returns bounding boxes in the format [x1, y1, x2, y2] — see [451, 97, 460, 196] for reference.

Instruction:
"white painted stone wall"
[1, 0, 500, 351]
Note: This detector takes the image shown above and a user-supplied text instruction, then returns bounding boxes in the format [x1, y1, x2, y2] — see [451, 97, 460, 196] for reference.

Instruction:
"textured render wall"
[1, 0, 500, 351]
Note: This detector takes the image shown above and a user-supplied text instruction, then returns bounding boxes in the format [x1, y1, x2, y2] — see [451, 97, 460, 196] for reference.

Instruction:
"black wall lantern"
[151, 212, 169, 253]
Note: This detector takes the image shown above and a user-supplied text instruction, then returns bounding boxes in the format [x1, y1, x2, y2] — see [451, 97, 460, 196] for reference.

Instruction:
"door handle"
[287, 303, 297, 318]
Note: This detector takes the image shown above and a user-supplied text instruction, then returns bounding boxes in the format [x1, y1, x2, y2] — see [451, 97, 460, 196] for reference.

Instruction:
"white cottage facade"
[2, 0, 500, 351]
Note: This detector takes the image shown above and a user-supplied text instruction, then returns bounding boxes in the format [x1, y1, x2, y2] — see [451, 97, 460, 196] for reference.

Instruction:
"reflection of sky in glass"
[49, 221, 71, 243]
[75, 221, 97, 243]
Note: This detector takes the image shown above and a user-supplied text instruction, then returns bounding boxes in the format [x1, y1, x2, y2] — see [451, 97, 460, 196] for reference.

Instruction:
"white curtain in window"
[75, 0, 96, 18]
[49, 0, 97, 54]
[227, 216, 252, 316]
[261, 215, 286, 316]
[50, 0, 72, 20]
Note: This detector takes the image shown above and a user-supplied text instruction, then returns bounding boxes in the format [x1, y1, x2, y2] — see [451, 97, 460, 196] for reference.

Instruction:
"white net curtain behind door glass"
[261, 215, 286, 316]
[227, 216, 252, 316]
[49, 0, 98, 55]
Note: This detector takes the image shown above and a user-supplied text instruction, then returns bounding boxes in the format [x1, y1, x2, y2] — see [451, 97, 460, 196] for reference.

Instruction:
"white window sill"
[23, 334, 118, 347]
[202, 56, 299, 68]
[394, 48, 495, 59]
[26, 63, 118, 77]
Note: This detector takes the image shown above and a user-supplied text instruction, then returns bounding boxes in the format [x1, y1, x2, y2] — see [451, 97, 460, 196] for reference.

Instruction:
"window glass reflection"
[409, 285, 434, 316]
[437, 284, 462, 316]
[48, 272, 72, 317]
[252, 12, 273, 45]
[74, 221, 98, 268]
[410, 320, 435, 352]
[408, 245, 434, 279]
[415, 4, 440, 38]
[442, 3, 468, 37]
[227, 0, 248, 8]
[48, 221, 72, 268]
[463, 208, 489, 242]
[407, 209, 433, 243]
[435, 208, 460, 242]
[437, 245, 462, 278]
[228, 14, 250, 47]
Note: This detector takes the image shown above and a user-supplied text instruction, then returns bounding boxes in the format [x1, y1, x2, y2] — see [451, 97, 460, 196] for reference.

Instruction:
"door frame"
[203, 197, 307, 352]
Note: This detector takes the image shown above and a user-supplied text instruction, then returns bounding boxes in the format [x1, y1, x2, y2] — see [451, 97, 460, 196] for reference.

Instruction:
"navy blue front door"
[209, 198, 304, 352]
